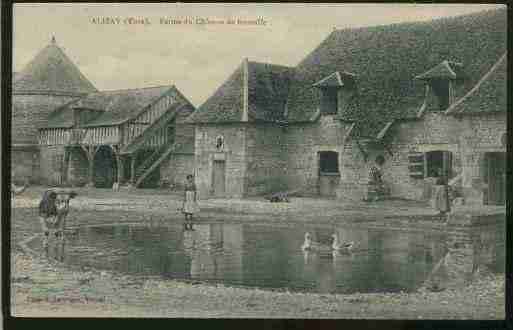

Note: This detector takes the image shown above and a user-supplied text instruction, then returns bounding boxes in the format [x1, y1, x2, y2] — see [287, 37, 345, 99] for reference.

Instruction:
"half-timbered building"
[38, 86, 195, 188]
[12, 37, 196, 188]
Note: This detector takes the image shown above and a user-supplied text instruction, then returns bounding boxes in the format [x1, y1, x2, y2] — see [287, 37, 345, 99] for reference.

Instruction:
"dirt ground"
[9, 187, 506, 319]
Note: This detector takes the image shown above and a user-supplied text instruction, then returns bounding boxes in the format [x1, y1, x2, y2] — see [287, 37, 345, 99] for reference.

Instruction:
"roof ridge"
[331, 7, 506, 35]
[445, 52, 507, 115]
[247, 60, 294, 69]
[95, 85, 175, 93]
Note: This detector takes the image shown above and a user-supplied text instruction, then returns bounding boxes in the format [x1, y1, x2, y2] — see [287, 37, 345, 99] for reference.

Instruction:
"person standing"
[182, 174, 199, 230]
[367, 155, 386, 201]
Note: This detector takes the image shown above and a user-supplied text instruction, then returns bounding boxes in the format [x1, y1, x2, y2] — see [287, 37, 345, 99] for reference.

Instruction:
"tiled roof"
[285, 8, 507, 137]
[186, 61, 294, 123]
[446, 53, 507, 116]
[185, 64, 244, 123]
[14, 38, 97, 95]
[247, 61, 294, 122]
[415, 60, 463, 80]
[41, 99, 81, 128]
[313, 71, 356, 88]
[39, 85, 182, 129]
[79, 86, 175, 126]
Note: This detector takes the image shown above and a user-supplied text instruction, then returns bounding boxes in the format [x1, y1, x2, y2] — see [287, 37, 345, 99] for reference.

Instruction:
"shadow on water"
[30, 220, 505, 294]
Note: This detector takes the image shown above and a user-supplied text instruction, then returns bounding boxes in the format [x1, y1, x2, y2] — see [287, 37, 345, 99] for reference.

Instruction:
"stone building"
[13, 37, 196, 188]
[12, 36, 97, 184]
[187, 9, 507, 205]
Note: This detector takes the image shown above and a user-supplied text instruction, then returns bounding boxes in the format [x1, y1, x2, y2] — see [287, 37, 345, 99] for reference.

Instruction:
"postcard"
[8, 3, 507, 320]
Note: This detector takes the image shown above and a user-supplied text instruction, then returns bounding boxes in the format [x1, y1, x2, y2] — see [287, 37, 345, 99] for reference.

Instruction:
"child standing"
[182, 174, 199, 230]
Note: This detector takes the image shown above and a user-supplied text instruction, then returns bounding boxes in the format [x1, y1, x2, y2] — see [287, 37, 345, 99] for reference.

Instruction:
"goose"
[331, 234, 355, 252]
[301, 232, 332, 252]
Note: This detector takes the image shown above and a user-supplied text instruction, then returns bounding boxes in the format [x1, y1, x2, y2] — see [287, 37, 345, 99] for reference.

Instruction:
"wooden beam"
[130, 155, 136, 185]
[356, 139, 369, 163]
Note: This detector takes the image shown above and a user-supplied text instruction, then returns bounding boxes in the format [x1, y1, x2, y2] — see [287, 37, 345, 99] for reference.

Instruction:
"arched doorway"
[93, 146, 117, 188]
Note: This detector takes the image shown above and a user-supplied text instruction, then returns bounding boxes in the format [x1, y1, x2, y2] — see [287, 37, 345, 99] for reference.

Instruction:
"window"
[167, 125, 175, 142]
[319, 151, 339, 174]
[320, 88, 338, 115]
[430, 79, 451, 111]
[408, 150, 453, 179]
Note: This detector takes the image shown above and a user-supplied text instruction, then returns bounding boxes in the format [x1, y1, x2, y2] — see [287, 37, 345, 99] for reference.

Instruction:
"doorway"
[93, 146, 117, 188]
[318, 151, 340, 197]
[212, 160, 226, 197]
[484, 152, 506, 205]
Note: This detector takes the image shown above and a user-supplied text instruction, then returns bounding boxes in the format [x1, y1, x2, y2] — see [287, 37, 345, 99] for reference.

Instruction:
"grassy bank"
[11, 252, 504, 319]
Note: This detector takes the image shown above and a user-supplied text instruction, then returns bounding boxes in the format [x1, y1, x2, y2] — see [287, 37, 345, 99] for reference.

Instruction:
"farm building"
[186, 8, 507, 205]
[12, 37, 196, 188]
[12, 36, 97, 184]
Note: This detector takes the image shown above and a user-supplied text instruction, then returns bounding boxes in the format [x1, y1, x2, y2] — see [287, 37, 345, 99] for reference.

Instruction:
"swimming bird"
[331, 234, 355, 252]
[301, 232, 332, 252]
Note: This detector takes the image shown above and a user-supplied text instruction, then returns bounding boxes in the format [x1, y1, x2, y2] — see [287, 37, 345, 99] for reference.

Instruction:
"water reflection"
[43, 221, 504, 294]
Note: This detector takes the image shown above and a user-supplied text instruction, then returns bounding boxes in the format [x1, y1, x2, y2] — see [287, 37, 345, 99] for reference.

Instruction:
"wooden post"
[81, 145, 99, 188]
[87, 155, 94, 188]
[130, 154, 136, 186]
[62, 148, 70, 185]
[111, 145, 123, 185]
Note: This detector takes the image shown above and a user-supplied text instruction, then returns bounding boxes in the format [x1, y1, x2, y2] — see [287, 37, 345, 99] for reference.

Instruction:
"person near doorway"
[366, 155, 387, 201]
[432, 168, 451, 220]
[182, 174, 199, 230]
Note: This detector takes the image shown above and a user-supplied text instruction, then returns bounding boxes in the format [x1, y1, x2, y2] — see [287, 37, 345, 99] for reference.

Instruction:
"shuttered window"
[408, 152, 425, 179]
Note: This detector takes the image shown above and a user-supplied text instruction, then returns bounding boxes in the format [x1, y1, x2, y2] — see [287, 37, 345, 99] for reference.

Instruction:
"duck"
[301, 232, 332, 252]
[331, 234, 355, 252]
[301, 232, 314, 251]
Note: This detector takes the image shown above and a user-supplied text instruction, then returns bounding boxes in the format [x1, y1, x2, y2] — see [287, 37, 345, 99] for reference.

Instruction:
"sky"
[13, 3, 504, 107]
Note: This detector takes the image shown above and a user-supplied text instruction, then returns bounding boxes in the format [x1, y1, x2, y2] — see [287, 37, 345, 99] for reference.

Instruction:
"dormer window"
[313, 71, 357, 116]
[320, 88, 338, 115]
[416, 60, 463, 112]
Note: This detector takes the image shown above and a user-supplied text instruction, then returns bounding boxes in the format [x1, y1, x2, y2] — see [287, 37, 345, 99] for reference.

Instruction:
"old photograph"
[8, 3, 507, 319]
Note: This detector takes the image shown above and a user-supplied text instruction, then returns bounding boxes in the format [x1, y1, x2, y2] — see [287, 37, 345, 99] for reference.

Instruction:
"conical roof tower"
[12, 36, 97, 146]
[14, 36, 97, 95]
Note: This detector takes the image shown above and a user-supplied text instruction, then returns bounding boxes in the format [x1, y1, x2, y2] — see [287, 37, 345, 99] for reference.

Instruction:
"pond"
[33, 222, 505, 294]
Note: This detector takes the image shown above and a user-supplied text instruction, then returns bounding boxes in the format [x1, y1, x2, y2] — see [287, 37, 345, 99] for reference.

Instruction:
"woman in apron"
[182, 174, 199, 230]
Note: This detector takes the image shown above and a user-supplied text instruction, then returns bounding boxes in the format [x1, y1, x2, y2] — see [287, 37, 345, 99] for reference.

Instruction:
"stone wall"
[284, 116, 349, 196]
[67, 147, 89, 186]
[12, 94, 76, 145]
[39, 145, 66, 186]
[245, 125, 288, 196]
[194, 125, 247, 198]
[336, 113, 465, 201]
[11, 147, 39, 184]
[189, 111, 505, 202]
[335, 112, 506, 203]
[458, 112, 506, 204]
[384, 112, 463, 200]
[160, 153, 195, 190]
